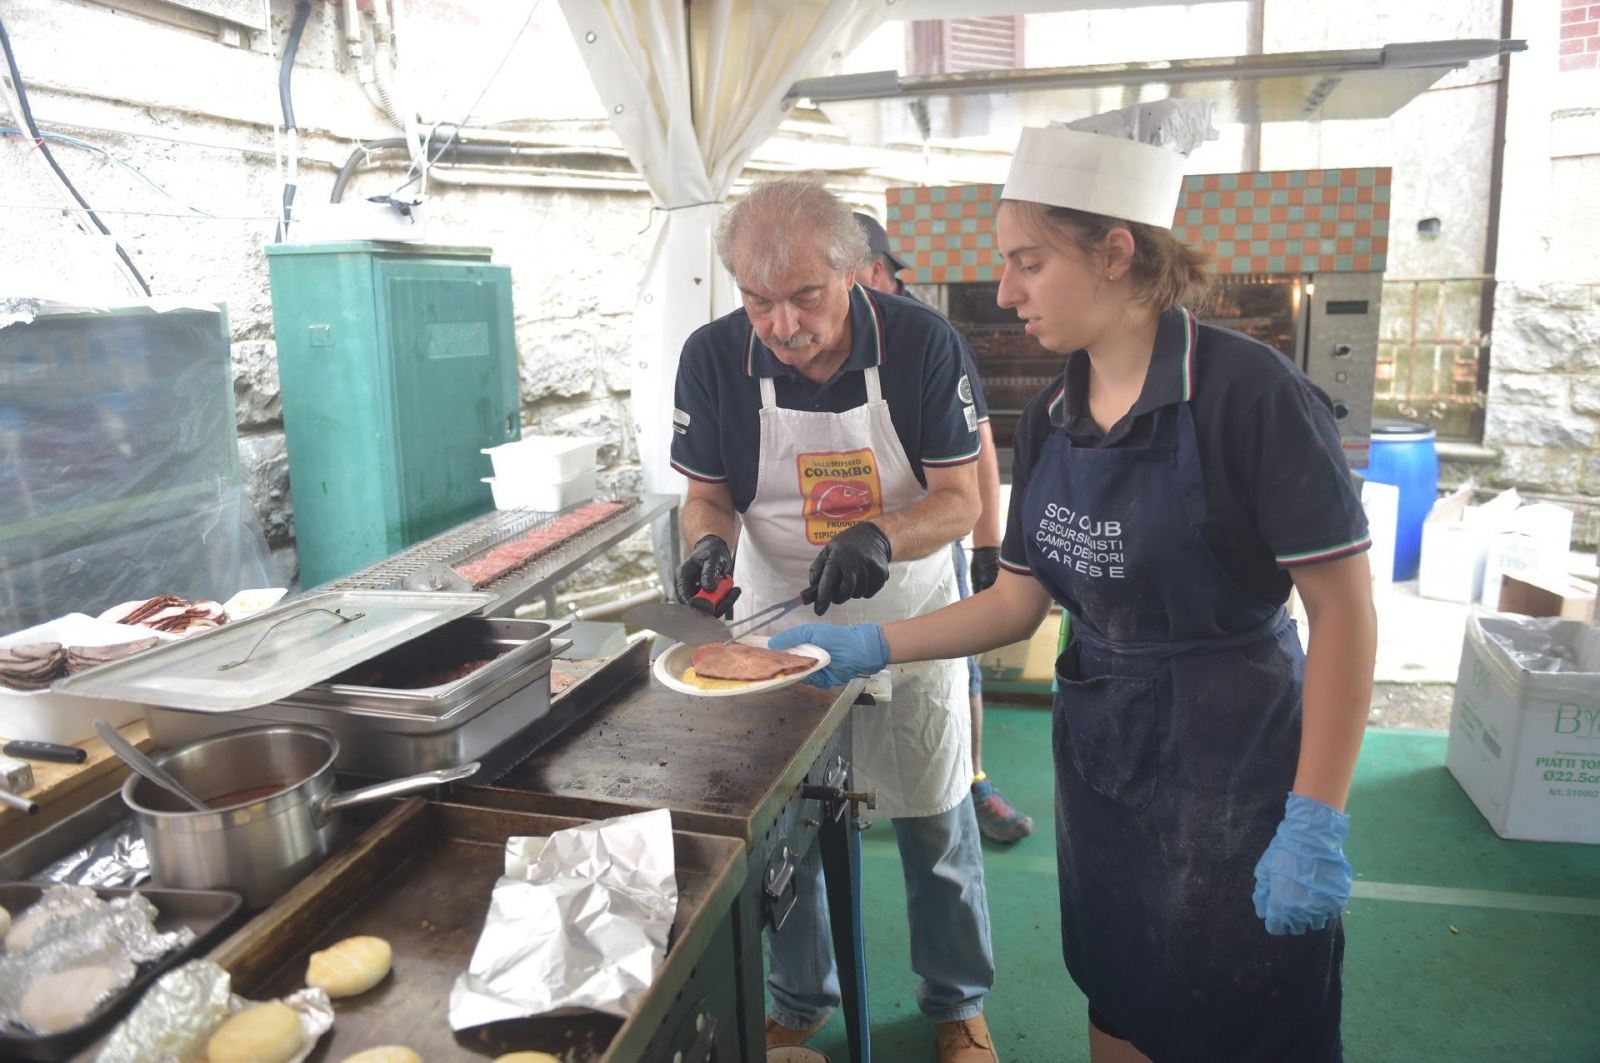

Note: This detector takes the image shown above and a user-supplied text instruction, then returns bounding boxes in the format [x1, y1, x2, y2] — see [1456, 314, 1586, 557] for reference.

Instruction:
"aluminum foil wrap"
[34, 820, 149, 887]
[448, 807, 678, 1029]
[0, 886, 194, 1035]
[95, 959, 333, 1063]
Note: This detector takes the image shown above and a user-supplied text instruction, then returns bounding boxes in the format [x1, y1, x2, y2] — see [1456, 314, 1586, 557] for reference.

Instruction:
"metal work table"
[457, 668, 873, 1063]
[323, 493, 681, 617]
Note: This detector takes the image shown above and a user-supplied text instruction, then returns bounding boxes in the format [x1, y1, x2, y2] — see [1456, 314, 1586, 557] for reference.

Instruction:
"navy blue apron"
[1021, 387, 1343, 1061]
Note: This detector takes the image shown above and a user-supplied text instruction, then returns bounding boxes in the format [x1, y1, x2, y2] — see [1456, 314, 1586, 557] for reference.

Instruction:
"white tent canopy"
[556, 0, 892, 499]
[557, 1, 1521, 510]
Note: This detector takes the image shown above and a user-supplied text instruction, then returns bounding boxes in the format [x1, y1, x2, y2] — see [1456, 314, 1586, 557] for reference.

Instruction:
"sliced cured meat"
[689, 642, 816, 682]
[65, 637, 161, 674]
[0, 642, 67, 690]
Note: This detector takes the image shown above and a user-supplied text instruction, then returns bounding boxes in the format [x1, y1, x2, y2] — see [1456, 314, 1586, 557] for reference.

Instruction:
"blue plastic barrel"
[1361, 418, 1439, 581]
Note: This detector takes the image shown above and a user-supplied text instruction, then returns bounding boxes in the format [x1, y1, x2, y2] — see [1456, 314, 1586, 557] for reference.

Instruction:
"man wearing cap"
[773, 102, 1375, 1061]
[852, 211, 1034, 846]
[671, 175, 1000, 1062]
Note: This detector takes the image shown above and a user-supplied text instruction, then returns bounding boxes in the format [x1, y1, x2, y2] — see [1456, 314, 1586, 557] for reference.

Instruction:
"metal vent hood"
[790, 39, 1525, 141]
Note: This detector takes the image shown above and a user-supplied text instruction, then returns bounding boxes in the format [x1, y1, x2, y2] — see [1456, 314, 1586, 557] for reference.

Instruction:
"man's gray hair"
[715, 175, 869, 290]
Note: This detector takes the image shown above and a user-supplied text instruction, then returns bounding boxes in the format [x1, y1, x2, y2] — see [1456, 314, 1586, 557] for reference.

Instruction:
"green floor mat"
[787, 713, 1600, 1063]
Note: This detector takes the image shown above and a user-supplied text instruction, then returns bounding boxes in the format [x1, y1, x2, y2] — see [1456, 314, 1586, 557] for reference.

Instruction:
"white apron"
[736, 365, 968, 820]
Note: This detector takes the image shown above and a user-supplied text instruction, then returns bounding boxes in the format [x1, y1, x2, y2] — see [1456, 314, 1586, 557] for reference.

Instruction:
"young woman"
[772, 129, 1377, 1062]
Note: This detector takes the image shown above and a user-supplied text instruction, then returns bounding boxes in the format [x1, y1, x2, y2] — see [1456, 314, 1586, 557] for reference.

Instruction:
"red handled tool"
[688, 575, 735, 615]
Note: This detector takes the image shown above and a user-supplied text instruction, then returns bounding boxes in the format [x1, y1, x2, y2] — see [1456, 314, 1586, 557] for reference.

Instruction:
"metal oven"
[924, 269, 1382, 468]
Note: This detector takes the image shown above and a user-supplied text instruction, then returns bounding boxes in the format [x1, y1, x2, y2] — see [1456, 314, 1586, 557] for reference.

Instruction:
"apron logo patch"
[957, 374, 973, 404]
[1034, 501, 1127, 578]
[797, 447, 883, 545]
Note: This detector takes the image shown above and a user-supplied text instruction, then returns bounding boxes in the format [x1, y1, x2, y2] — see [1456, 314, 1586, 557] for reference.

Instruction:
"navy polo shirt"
[671, 284, 980, 513]
[1000, 306, 1370, 606]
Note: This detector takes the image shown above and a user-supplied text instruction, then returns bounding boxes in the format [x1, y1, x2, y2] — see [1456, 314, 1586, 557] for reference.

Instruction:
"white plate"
[652, 635, 829, 698]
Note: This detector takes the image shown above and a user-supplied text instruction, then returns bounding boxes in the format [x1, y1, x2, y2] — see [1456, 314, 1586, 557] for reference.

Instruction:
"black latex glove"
[969, 546, 1002, 593]
[675, 535, 740, 619]
[808, 522, 893, 615]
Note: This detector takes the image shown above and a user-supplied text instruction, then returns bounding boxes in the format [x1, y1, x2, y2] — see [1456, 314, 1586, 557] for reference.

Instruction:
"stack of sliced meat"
[0, 644, 67, 690]
[0, 637, 164, 690]
[454, 500, 628, 588]
[65, 637, 161, 674]
[689, 642, 816, 682]
[103, 596, 228, 634]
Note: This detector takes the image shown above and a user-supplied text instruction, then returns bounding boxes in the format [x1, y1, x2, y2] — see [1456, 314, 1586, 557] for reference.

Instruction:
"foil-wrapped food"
[0, 885, 194, 1037]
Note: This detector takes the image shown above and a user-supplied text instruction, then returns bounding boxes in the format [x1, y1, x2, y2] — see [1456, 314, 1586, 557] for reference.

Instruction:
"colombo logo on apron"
[797, 447, 884, 545]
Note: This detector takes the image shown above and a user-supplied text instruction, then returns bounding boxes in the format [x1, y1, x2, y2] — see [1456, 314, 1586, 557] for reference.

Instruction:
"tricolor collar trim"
[1049, 305, 1196, 429]
[744, 283, 884, 377]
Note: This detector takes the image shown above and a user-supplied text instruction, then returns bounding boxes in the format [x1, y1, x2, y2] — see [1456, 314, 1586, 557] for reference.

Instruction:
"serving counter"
[0, 492, 878, 1062]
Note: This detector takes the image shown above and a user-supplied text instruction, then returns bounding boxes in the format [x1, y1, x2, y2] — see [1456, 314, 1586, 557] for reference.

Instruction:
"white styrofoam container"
[483, 469, 598, 511]
[1446, 612, 1600, 843]
[482, 435, 602, 483]
[0, 614, 157, 743]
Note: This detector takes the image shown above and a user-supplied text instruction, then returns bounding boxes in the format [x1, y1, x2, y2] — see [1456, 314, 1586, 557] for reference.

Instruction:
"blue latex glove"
[769, 624, 889, 689]
[1252, 792, 1353, 936]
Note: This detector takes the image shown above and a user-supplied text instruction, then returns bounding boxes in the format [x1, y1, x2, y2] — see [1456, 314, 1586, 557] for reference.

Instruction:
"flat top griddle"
[468, 670, 857, 849]
[208, 799, 744, 1063]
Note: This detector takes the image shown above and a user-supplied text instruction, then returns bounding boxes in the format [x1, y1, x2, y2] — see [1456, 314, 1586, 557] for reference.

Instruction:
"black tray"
[0, 883, 244, 1061]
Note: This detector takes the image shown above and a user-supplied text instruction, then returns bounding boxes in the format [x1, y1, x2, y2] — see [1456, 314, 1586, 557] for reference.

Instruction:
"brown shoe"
[765, 1014, 828, 1048]
[936, 1014, 999, 1063]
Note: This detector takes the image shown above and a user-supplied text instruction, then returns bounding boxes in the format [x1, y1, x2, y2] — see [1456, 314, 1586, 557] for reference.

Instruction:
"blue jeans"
[767, 794, 995, 1027]
[950, 542, 983, 697]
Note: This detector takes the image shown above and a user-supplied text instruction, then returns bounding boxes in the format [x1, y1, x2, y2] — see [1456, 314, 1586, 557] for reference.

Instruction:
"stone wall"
[1459, 281, 1600, 544]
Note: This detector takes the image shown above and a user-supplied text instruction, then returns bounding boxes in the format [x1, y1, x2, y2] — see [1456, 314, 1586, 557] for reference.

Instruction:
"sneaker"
[972, 779, 1033, 843]
[765, 1014, 828, 1048]
[937, 1014, 999, 1063]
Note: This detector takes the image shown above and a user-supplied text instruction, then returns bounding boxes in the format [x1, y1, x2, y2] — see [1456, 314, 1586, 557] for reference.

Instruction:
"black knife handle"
[3, 740, 87, 764]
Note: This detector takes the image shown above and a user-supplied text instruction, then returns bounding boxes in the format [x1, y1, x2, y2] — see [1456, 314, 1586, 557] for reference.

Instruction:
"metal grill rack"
[324, 493, 680, 617]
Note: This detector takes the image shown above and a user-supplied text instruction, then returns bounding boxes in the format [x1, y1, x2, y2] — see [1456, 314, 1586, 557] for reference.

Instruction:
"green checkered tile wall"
[885, 168, 1390, 284]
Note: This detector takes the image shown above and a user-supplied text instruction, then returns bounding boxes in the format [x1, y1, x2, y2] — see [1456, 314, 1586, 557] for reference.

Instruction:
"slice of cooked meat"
[689, 642, 816, 682]
[65, 637, 161, 673]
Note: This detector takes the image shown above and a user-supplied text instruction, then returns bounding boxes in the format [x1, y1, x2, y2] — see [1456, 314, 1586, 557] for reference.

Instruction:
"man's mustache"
[768, 331, 818, 350]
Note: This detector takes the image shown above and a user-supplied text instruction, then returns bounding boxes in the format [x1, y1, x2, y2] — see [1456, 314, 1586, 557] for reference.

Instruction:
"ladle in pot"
[94, 719, 209, 812]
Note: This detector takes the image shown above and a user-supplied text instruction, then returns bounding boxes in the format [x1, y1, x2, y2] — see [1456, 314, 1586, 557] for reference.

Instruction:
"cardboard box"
[1480, 501, 1575, 608]
[1418, 486, 1520, 603]
[1446, 613, 1600, 843]
[1497, 571, 1597, 621]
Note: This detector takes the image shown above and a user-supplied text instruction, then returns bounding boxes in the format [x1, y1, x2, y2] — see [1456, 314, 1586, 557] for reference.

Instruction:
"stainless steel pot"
[121, 724, 478, 908]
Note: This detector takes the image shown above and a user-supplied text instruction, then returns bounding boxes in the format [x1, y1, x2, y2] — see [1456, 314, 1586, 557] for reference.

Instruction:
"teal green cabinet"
[265, 242, 519, 587]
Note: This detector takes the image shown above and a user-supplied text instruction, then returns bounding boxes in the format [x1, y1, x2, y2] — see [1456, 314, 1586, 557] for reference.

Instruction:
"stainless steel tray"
[145, 659, 555, 777]
[285, 617, 568, 719]
[53, 590, 496, 712]
[143, 621, 571, 777]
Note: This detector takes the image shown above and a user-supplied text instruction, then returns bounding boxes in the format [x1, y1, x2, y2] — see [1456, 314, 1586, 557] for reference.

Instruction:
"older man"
[671, 176, 1000, 1063]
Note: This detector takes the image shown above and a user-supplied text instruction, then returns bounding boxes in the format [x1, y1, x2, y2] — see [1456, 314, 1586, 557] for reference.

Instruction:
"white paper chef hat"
[1003, 99, 1218, 228]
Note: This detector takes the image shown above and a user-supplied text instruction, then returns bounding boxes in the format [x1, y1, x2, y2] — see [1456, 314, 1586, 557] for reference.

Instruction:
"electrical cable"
[0, 9, 151, 295]
[277, 0, 312, 241]
[384, 0, 541, 199]
[1, 128, 236, 217]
